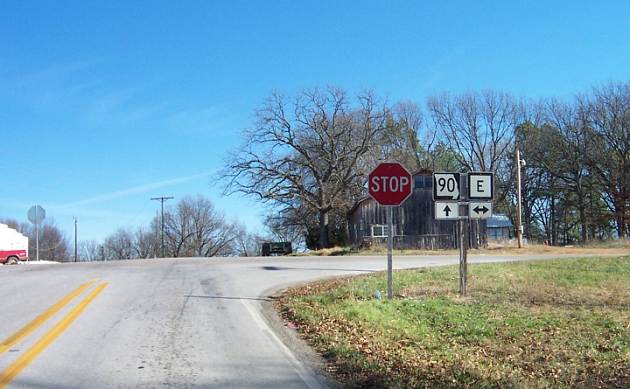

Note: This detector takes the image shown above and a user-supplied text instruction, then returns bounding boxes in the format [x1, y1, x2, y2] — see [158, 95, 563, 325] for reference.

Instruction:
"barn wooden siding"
[348, 172, 487, 249]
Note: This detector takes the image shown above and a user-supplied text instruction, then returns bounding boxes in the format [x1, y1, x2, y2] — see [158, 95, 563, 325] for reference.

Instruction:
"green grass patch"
[278, 256, 630, 388]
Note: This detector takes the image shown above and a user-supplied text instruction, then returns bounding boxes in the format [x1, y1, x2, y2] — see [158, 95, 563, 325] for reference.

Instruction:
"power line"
[150, 196, 174, 258]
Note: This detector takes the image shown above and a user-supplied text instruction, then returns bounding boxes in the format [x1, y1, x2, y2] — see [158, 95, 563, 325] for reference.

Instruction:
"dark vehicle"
[261, 242, 292, 256]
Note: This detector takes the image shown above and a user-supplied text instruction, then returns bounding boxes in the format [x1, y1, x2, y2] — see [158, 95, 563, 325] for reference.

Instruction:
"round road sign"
[368, 162, 413, 206]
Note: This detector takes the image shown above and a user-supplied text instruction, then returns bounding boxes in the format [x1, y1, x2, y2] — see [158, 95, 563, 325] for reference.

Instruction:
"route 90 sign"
[433, 173, 460, 200]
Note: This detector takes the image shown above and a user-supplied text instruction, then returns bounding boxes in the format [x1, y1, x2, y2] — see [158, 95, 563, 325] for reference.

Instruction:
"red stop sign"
[368, 162, 413, 206]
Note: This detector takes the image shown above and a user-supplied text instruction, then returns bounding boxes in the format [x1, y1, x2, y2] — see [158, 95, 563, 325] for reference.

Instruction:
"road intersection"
[0, 254, 604, 388]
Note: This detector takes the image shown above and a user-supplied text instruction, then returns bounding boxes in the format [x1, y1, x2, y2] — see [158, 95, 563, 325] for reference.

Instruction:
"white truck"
[0, 224, 29, 264]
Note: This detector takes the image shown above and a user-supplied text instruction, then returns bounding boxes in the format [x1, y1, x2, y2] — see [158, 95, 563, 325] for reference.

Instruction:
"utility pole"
[516, 149, 525, 248]
[155, 209, 159, 259]
[74, 217, 78, 262]
[151, 196, 174, 258]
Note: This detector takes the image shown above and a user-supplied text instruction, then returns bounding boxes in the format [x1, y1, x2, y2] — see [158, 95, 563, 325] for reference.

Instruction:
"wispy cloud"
[161, 105, 239, 138]
[8, 59, 102, 87]
[4, 59, 168, 128]
[56, 171, 215, 209]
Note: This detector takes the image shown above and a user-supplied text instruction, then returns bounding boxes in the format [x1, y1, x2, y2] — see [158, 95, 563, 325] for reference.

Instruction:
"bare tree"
[428, 90, 522, 172]
[134, 227, 157, 259]
[163, 203, 193, 257]
[186, 196, 237, 257]
[543, 98, 598, 243]
[102, 228, 135, 260]
[35, 220, 71, 261]
[0, 218, 30, 234]
[584, 82, 630, 238]
[164, 196, 238, 257]
[233, 223, 265, 257]
[79, 240, 100, 261]
[223, 87, 389, 248]
[263, 209, 308, 248]
[377, 101, 426, 170]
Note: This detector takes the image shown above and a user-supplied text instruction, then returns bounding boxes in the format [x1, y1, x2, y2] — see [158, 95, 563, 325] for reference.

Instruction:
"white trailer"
[0, 224, 29, 264]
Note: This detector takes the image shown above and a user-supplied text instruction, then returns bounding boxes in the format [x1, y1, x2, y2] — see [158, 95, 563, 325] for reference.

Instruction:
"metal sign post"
[27, 205, 46, 262]
[459, 213, 468, 296]
[386, 206, 394, 299]
[458, 174, 468, 296]
[433, 171, 495, 297]
[368, 162, 413, 300]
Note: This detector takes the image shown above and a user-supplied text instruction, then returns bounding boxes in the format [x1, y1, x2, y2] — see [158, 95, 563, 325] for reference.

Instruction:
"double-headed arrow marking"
[469, 202, 492, 219]
[473, 205, 489, 214]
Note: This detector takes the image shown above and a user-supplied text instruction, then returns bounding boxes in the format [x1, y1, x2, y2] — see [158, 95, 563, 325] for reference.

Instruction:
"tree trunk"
[617, 214, 627, 239]
[579, 205, 587, 244]
[550, 195, 557, 245]
[319, 210, 329, 249]
[615, 198, 628, 239]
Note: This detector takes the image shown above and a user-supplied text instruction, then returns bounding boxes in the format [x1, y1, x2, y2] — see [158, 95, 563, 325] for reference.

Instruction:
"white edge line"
[241, 300, 325, 389]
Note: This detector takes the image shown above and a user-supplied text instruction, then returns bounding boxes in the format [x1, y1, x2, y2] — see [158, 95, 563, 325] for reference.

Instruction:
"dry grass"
[295, 240, 630, 257]
[278, 256, 630, 388]
[473, 240, 630, 256]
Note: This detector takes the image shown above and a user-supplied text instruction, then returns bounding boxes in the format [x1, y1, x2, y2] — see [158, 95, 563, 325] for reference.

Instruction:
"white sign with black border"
[469, 202, 493, 219]
[435, 202, 459, 220]
[468, 172, 494, 200]
[433, 173, 460, 200]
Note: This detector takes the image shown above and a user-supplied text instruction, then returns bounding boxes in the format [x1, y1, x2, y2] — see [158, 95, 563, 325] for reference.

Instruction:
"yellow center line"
[0, 282, 108, 388]
[0, 279, 97, 355]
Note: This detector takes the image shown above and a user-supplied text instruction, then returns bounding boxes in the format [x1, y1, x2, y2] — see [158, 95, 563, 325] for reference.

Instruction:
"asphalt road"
[0, 254, 596, 388]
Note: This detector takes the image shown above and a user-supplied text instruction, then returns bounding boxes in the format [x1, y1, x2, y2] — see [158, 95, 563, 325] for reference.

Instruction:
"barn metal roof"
[487, 214, 513, 228]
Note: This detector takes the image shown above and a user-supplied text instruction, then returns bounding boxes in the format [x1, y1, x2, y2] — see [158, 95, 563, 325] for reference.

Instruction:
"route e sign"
[368, 162, 413, 206]
[468, 172, 494, 200]
[433, 173, 460, 201]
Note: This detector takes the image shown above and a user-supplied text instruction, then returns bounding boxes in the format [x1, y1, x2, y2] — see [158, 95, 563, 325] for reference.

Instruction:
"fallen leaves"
[275, 256, 630, 388]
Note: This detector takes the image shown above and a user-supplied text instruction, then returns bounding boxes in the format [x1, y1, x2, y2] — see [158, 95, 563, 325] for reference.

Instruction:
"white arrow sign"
[433, 173, 460, 200]
[435, 202, 459, 220]
[469, 202, 493, 219]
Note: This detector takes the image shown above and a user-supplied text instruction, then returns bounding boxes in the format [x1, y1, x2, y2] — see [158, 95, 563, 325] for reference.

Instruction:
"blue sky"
[1, 1, 629, 242]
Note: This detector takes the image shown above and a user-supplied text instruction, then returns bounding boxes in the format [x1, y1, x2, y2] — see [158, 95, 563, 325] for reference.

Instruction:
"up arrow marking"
[444, 205, 452, 216]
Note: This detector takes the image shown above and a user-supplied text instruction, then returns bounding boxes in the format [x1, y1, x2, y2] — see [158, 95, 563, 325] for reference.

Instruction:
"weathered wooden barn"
[348, 170, 487, 249]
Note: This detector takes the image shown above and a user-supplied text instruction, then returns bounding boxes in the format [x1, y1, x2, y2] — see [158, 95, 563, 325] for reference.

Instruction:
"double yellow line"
[0, 280, 108, 388]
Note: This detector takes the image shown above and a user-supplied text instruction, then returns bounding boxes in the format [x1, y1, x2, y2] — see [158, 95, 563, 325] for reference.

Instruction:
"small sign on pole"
[433, 171, 495, 296]
[468, 172, 494, 200]
[433, 173, 460, 200]
[434, 202, 459, 220]
[368, 162, 413, 300]
[27, 205, 46, 262]
[469, 202, 493, 219]
[27, 205, 46, 225]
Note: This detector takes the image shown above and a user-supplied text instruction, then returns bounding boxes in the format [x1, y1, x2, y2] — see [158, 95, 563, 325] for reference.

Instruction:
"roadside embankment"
[277, 256, 630, 387]
[294, 241, 630, 257]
